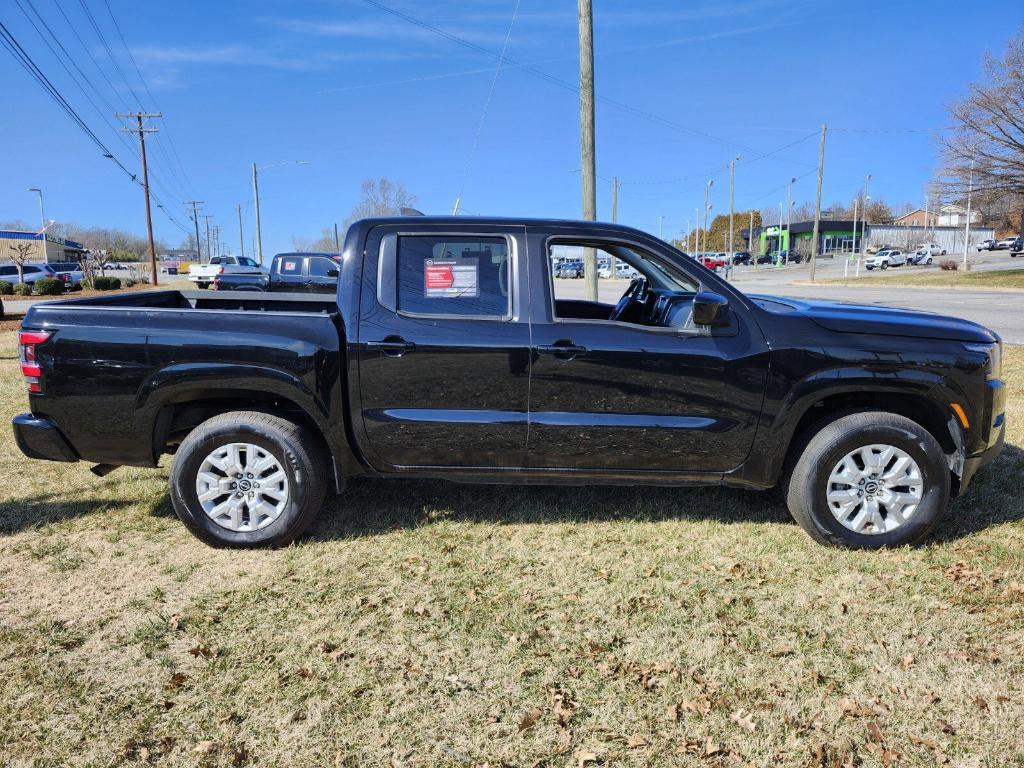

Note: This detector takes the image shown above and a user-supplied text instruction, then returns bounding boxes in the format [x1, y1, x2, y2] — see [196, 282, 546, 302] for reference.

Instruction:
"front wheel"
[170, 411, 328, 547]
[786, 411, 950, 548]
[866, 265, 874, 270]
[880, 261, 889, 270]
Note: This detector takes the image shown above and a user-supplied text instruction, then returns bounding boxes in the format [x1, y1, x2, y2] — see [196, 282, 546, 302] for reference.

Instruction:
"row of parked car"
[977, 237, 1023, 252]
[0, 261, 85, 287]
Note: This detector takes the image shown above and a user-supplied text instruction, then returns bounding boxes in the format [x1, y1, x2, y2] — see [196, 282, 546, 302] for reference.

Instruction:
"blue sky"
[2, 0, 1020, 254]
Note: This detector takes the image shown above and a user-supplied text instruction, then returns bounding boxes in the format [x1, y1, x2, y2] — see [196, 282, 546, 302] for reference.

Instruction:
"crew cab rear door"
[524, 225, 770, 474]
[354, 224, 531, 469]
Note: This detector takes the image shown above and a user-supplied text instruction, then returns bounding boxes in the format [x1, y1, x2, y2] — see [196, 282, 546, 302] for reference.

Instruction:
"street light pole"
[786, 176, 795, 261]
[27, 187, 46, 261]
[703, 179, 714, 255]
[728, 155, 739, 257]
[858, 173, 872, 275]
[252, 162, 263, 266]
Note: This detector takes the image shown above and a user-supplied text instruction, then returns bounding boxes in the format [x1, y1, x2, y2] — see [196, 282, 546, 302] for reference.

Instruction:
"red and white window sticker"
[424, 259, 478, 298]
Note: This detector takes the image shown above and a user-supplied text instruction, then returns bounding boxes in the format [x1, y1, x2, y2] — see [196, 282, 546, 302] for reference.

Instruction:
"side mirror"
[692, 291, 730, 326]
[327, 268, 339, 278]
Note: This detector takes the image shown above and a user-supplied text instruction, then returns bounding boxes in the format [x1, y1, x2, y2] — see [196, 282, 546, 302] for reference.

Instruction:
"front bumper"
[958, 379, 1007, 492]
[12, 414, 78, 462]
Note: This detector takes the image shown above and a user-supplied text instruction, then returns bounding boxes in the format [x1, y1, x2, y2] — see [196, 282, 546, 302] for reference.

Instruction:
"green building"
[743, 220, 862, 257]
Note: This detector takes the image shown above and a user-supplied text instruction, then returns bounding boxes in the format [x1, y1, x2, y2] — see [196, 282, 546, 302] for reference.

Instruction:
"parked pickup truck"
[214, 252, 341, 293]
[188, 255, 262, 289]
[13, 217, 1005, 550]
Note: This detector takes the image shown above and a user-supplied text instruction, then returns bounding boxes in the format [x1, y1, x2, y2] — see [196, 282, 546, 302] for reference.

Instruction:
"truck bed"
[37, 289, 337, 314]
[20, 289, 344, 471]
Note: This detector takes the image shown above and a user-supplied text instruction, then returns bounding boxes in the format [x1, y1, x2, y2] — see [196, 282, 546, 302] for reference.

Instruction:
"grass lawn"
[1, 330, 1022, 767]
[819, 268, 1024, 290]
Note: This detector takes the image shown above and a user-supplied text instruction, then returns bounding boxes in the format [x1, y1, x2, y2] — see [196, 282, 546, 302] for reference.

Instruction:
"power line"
[99, 0, 196, 197]
[359, 0, 812, 163]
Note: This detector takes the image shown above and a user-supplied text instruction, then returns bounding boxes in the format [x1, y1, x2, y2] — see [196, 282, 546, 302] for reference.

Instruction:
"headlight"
[965, 342, 1001, 379]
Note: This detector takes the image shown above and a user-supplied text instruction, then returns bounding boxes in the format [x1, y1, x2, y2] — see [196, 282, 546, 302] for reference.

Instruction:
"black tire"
[880, 261, 889, 270]
[170, 411, 328, 548]
[196, 282, 209, 289]
[785, 411, 950, 549]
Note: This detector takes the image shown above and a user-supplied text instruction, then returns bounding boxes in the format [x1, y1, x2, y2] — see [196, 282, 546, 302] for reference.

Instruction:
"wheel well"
[154, 394, 337, 486]
[789, 392, 956, 457]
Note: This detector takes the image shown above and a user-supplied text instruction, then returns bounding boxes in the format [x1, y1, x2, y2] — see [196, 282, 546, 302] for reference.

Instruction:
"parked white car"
[864, 249, 906, 270]
[597, 262, 640, 279]
[914, 243, 946, 257]
[188, 255, 262, 289]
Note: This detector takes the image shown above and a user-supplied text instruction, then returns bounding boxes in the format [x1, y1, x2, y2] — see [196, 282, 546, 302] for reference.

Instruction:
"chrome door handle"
[537, 342, 586, 360]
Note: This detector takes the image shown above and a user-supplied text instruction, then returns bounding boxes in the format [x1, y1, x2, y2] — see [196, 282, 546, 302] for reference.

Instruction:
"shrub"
[124, 278, 136, 287]
[940, 259, 959, 271]
[13, 282, 32, 296]
[34, 277, 65, 296]
[93, 276, 122, 290]
[0, 280, 12, 295]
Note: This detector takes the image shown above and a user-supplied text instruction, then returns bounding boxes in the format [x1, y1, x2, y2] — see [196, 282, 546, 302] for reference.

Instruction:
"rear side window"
[278, 257, 303, 274]
[396, 235, 510, 317]
[308, 257, 338, 277]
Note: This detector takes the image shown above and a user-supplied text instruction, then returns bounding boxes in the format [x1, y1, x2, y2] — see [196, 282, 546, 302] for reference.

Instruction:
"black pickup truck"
[12, 217, 1005, 549]
[213, 252, 341, 293]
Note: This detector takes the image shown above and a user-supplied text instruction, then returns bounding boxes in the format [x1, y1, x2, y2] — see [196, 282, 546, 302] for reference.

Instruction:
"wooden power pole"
[185, 200, 204, 262]
[237, 204, 245, 258]
[578, 0, 597, 301]
[117, 112, 161, 285]
[809, 123, 827, 282]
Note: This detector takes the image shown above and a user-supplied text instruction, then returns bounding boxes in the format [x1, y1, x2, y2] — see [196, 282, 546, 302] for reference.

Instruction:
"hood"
[750, 294, 999, 343]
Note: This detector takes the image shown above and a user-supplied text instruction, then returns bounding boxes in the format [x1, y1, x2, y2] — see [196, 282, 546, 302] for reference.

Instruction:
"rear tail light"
[218, 266, 225, 275]
[19, 330, 52, 393]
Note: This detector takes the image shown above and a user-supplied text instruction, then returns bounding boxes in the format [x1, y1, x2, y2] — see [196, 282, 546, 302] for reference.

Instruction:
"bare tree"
[940, 27, 1024, 199]
[8, 242, 34, 283]
[344, 178, 417, 227]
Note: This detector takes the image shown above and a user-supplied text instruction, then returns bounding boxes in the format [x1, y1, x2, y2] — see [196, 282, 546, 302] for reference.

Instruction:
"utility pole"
[703, 179, 714, 255]
[809, 123, 826, 282]
[252, 162, 264, 266]
[750, 210, 756, 270]
[846, 197, 858, 278]
[212, 225, 221, 258]
[963, 156, 975, 268]
[334, 222, 340, 252]
[185, 200, 204, 262]
[785, 177, 795, 267]
[728, 155, 739, 256]
[578, 0, 597, 301]
[202, 215, 213, 262]
[237, 204, 245, 258]
[610, 176, 620, 276]
[117, 112, 161, 285]
[658, 215, 664, 240]
[857, 173, 872, 276]
[694, 207, 701, 254]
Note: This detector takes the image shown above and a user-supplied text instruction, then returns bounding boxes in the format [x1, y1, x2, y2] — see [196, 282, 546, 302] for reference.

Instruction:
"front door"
[306, 255, 341, 293]
[274, 254, 309, 291]
[355, 225, 531, 469]
[524, 228, 770, 474]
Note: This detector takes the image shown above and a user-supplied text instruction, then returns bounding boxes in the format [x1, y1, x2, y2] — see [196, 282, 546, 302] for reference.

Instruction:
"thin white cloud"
[131, 44, 422, 71]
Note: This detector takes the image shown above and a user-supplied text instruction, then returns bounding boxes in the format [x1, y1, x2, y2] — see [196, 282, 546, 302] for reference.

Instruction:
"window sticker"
[282, 259, 299, 272]
[424, 258, 478, 298]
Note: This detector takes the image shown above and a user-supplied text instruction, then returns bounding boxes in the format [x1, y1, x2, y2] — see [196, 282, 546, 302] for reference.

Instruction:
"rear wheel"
[170, 411, 328, 547]
[786, 411, 950, 548]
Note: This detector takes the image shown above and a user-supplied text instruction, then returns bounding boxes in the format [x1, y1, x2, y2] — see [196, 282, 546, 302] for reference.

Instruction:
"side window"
[210, 257, 221, 265]
[278, 256, 303, 275]
[309, 257, 339, 278]
[396, 235, 510, 318]
[0, 266, 14, 277]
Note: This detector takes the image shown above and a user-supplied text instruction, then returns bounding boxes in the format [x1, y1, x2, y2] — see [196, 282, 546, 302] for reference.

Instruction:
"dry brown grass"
[819, 268, 1024, 290]
[0, 331, 1022, 767]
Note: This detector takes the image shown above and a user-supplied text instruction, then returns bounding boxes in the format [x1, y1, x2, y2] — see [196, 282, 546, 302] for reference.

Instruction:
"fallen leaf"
[231, 745, 249, 766]
[574, 748, 599, 767]
[168, 614, 182, 631]
[627, 734, 649, 749]
[901, 654, 915, 669]
[317, 641, 350, 662]
[138, 746, 150, 762]
[556, 727, 573, 754]
[973, 696, 989, 711]
[936, 718, 956, 734]
[731, 710, 756, 732]
[165, 672, 188, 691]
[866, 721, 884, 745]
[518, 707, 543, 733]
[188, 642, 213, 659]
[703, 737, 725, 757]
[194, 740, 218, 755]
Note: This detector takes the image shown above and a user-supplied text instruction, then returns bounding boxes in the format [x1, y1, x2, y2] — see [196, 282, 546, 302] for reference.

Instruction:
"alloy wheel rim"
[826, 443, 924, 535]
[195, 442, 289, 532]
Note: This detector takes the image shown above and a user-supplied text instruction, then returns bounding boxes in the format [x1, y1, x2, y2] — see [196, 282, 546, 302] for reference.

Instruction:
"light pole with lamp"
[728, 155, 740, 257]
[785, 176, 795, 264]
[856, 173, 872, 276]
[252, 160, 310, 266]
[27, 188, 47, 261]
